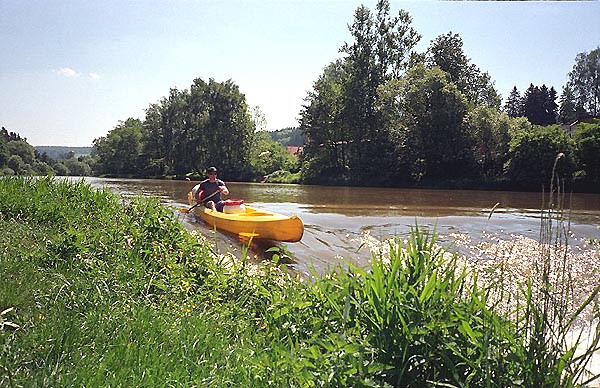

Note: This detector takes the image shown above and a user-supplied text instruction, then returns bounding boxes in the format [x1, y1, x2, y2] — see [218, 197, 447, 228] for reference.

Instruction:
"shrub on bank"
[1, 177, 597, 386]
[264, 169, 301, 184]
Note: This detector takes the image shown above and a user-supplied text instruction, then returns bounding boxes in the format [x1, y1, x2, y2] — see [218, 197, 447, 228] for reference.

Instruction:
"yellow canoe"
[187, 193, 304, 242]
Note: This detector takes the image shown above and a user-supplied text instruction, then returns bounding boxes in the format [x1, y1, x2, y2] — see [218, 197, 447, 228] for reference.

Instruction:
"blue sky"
[1, 1, 599, 146]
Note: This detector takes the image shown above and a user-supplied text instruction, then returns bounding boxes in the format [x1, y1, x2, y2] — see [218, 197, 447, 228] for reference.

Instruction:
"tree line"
[0, 127, 94, 177]
[91, 79, 297, 181]
[298, 0, 599, 189]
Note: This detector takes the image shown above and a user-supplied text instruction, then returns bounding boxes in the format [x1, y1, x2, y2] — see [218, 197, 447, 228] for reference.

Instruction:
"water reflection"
[69, 177, 600, 275]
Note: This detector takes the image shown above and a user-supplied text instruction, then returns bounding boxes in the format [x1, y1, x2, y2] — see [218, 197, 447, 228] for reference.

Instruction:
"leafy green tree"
[140, 102, 168, 176]
[0, 129, 55, 175]
[92, 118, 143, 176]
[165, 88, 188, 176]
[573, 120, 600, 180]
[185, 78, 254, 180]
[566, 47, 600, 117]
[0, 126, 24, 142]
[505, 86, 523, 118]
[249, 131, 297, 178]
[6, 140, 36, 165]
[464, 107, 507, 179]
[522, 84, 544, 125]
[53, 162, 69, 176]
[131, 78, 255, 179]
[137, 88, 190, 177]
[300, 61, 349, 183]
[36, 151, 53, 165]
[379, 64, 471, 181]
[426, 32, 501, 109]
[32, 160, 55, 175]
[316, 0, 420, 184]
[0, 135, 8, 168]
[373, 0, 421, 80]
[136, 88, 187, 177]
[340, 4, 380, 179]
[7, 155, 24, 174]
[63, 158, 92, 176]
[506, 125, 576, 188]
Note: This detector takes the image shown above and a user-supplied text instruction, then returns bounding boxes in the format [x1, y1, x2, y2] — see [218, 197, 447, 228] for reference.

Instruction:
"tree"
[573, 120, 600, 181]
[543, 85, 558, 125]
[426, 32, 501, 109]
[0, 135, 8, 168]
[566, 47, 600, 117]
[63, 157, 92, 176]
[379, 64, 471, 181]
[131, 77, 255, 179]
[0, 129, 55, 175]
[140, 102, 168, 176]
[92, 118, 143, 176]
[249, 131, 297, 179]
[53, 162, 69, 176]
[558, 84, 578, 124]
[373, 0, 421, 81]
[522, 84, 557, 125]
[7, 155, 24, 174]
[6, 140, 36, 165]
[522, 84, 544, 125]
[299, 61, 348, 184]
[0, 127, 24, 142]
[185, 78, 254, 180]
[337, 0, 420, 183]
[506, 125, 576, 188]
[426, 32, 468, 86]
[504, 86, 523, 118]
[464, 107, 507, 179]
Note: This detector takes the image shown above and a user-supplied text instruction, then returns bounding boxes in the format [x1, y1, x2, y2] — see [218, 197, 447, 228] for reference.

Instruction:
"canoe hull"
[187, 193, 304, 242]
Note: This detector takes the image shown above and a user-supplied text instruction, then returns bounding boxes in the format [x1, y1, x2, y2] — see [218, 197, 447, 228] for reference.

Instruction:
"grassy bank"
[1, 177, 598, 386]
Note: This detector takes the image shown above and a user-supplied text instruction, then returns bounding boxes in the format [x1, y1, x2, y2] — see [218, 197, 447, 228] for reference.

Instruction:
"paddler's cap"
[206, 166, 218, 173]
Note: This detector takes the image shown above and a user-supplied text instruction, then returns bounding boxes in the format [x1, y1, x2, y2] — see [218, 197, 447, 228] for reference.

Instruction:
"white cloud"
[88, 72, 101, 80]
[55, 67, 79, 77]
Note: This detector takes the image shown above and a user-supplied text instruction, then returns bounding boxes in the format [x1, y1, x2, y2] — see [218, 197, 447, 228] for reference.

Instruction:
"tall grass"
[515, 153, 600, 386]
[1, 176, 598, 386]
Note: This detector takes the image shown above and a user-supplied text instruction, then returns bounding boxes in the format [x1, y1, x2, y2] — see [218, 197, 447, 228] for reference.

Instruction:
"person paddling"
[191, 167, 230, 212]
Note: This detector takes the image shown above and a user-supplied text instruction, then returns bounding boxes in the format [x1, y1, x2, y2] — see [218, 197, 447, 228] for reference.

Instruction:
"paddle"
[181, 188, 222, 213]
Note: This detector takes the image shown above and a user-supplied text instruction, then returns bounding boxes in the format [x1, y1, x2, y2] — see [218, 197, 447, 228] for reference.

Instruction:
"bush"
[574, 120, 600, 181]
[1, 166, 15, 176]
[506, 125, 576, 189]
[264, 169, 301, 184]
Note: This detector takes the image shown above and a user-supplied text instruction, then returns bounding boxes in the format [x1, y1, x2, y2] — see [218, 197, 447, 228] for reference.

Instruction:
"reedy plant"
[515, 153, 600, 386]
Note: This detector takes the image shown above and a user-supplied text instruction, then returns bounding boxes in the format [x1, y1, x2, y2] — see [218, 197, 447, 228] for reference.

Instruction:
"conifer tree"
[559, 84, 578, 124]
[504, 86, 523, 118]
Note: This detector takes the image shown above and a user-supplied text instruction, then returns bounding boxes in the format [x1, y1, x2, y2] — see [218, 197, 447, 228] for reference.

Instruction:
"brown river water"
[73, 177, 600, 275]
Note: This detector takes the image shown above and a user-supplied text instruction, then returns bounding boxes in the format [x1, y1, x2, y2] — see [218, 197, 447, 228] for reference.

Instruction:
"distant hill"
[269, 127, 306, 146]
[35, 146, 92, 159]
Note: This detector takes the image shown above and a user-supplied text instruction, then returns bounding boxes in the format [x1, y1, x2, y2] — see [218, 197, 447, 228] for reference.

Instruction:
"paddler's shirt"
[198, 179, 226, 204]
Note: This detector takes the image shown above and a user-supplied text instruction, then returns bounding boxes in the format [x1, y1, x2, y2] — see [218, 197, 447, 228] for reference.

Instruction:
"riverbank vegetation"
[2, 177, 598, 386]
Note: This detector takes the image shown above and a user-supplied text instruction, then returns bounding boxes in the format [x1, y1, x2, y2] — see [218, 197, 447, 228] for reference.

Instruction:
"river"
[74, 177, 600, 275]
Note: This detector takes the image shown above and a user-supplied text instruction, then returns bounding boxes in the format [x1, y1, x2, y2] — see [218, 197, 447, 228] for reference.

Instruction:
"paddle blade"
[238, 232, 260, 242]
